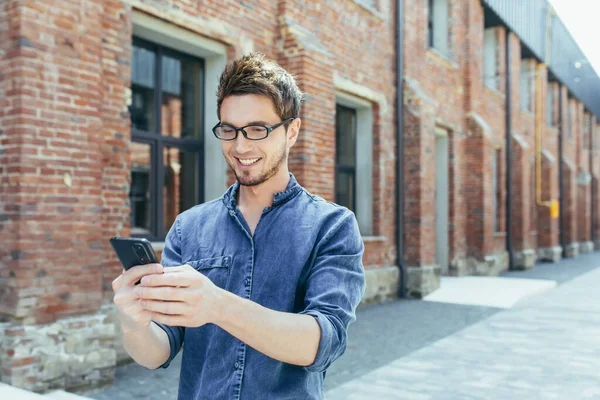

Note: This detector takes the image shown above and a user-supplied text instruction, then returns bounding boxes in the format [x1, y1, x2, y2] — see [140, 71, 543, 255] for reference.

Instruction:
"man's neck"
[238, 168, 291, 211]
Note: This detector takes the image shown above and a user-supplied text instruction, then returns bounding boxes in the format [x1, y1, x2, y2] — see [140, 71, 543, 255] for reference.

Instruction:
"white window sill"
[426, 48, 458, 70]
[484, 85, 505, 98]
[353, 0, 385, 19]
[362, 236, 387, 243]
[151, 242, 165, 252]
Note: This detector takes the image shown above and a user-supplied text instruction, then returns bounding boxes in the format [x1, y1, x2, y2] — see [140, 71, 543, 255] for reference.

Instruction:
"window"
[520, 60, 532, 112]
[493, 148, 502, 232]
[129, 37, 204, 241]
[428, 0, 449, 56]
[335, 92, 374, 236]
[335, 105, 357, 214]
[483, 28, 497, 89]
[546, 82, 554, 126]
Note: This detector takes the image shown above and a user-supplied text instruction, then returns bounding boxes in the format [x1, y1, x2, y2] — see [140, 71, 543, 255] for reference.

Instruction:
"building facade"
[0, 0, 599, 393]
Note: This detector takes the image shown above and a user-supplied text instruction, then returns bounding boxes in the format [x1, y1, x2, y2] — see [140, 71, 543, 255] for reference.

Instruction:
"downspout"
[396, 0, 407, 297]
[535, 64, 556, 214]
[589, 114, 594, 246]
[505, 29, 514, 270]
[558, 87, 565, 256]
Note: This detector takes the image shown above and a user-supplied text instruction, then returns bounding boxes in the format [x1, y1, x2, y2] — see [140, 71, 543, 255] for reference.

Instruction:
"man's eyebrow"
[221, 120, 272, 126]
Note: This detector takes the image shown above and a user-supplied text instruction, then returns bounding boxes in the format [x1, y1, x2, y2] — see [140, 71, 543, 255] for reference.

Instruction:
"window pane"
[484, 29, 497, 89]
[162, 146, 200, 235]
[161, 54, 203, 139]
[336, 171, 355, 212]
[130, 142, 152, 235]
[432, 0, 449, 55]
[130, 45, 156, 132]
[336, 105, 357, 167]
[520, 60, 531, 112]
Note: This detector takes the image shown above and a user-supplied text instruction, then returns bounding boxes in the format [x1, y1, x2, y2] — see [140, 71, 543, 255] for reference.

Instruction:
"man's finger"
[140, 271, 190, 287]
[136, 286, 188, 301]
[123, 263, 163, 286]
[151, 312, 188, 327]
[142, 299, 188, 315]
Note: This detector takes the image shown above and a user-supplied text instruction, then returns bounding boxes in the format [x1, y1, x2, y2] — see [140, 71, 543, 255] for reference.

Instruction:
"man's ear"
[286, 118, 301, 148]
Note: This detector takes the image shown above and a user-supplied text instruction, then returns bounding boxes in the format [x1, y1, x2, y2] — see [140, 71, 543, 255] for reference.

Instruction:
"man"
[112, 52, 366, 400]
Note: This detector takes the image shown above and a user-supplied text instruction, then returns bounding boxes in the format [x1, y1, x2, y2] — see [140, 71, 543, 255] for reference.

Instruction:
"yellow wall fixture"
[535, 63, 560, 218]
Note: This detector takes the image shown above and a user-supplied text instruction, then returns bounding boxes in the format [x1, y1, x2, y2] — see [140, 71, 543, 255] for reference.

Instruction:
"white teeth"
[238, 157, 260, 166]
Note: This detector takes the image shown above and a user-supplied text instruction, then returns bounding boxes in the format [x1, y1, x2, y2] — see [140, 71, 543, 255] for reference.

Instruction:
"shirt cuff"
[300, 310, 337, 373]
[153, 322, 180, 369]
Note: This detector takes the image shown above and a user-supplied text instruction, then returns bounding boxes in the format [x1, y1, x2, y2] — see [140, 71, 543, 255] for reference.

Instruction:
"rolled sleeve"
[153, 216, 186, 368]
[299, 210, 366, 373]
[153, 322, 184, 369]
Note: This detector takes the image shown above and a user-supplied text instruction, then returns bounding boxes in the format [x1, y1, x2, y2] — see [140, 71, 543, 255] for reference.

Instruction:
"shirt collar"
[223, 173, 302, 211]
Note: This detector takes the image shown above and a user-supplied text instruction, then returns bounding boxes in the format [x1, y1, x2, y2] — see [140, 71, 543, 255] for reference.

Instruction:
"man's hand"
[112, 263, 164, 331]
[137, 264, 223, 328]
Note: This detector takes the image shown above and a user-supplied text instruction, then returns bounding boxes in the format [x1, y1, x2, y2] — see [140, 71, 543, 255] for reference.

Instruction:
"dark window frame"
[130, 36, 205, 242]
[335, 104, 358, 214]
[428, 0, 435, 48]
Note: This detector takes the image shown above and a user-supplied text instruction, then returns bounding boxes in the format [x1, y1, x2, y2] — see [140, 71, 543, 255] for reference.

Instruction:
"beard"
[228, 140, 288, 187]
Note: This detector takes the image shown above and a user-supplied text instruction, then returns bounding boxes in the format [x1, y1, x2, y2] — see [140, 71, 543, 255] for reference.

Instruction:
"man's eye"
[222, 127, 235, 134]
[248, 126, 266, 133]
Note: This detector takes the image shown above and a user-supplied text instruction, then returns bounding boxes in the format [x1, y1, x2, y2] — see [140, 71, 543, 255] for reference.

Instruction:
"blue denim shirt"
[155, 174, 366, 400]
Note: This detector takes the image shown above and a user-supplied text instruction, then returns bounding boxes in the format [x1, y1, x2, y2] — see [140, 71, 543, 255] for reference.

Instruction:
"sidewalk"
[325, 254, 600, 399]
[88, 252, 600, 399]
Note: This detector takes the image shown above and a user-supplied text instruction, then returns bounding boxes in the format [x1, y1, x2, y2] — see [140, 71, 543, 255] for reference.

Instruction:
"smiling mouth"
[236, 157, 261, 166]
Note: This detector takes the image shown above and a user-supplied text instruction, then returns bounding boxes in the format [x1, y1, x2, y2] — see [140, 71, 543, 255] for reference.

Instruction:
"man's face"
[219, 94, 299, 187]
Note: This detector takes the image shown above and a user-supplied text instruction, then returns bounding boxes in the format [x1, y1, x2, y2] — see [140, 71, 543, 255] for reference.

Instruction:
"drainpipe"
[535, 65, 555, 218]
[558, 87, 565, 256]
[505, 29, 514, 270]
[396, 0, 407, 297]
[589, 114, 594, 246]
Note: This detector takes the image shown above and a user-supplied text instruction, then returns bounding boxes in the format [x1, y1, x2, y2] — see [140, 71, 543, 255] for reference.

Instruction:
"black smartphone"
[109, 236, 159, 273]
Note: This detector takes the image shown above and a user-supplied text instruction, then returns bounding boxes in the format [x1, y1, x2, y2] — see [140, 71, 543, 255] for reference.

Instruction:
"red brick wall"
[1, 0, 109, 324]
[1, 0, 599, 327]
[0, 0, 399, 324]
[0, 0, 17, 322]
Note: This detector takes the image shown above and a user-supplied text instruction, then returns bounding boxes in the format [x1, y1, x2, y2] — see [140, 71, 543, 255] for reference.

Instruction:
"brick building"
[0, 0, 599, 393]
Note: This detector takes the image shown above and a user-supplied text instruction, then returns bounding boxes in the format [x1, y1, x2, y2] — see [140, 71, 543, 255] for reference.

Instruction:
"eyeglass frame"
[212, 117, 295, 141]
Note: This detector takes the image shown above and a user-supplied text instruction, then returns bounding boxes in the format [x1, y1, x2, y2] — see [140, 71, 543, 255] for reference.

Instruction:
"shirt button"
[245, 278, 250, 287]
[234, 362, 240, 369]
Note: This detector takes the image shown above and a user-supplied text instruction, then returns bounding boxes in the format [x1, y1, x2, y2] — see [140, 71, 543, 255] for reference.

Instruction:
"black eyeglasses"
[212, 117, 295, 141]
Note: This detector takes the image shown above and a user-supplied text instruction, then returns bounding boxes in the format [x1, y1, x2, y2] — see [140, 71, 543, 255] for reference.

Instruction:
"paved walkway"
[325, 260, 600, 399]
[87, 252, 600, 399]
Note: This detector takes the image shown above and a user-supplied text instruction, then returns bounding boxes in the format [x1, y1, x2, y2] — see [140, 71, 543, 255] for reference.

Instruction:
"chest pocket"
[186, 255, 232, 290]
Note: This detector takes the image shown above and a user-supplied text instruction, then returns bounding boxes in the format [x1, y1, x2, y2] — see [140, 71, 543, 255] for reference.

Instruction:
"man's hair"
[217, 52, 303, 123]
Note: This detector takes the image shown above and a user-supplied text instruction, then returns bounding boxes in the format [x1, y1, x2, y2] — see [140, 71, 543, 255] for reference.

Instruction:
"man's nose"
[234, 131, 254, 153]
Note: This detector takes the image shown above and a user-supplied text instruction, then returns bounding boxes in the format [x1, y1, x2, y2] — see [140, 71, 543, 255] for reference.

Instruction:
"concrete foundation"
[361, 266, 400, 305]
[565, 242, 580, 258]
[513, 249, 537, 270]
[448, 252, 509, 277]
[406, 265, 441, 298]
[579, 241, 594, 254]
[537, 246, 563, 263]
[0, 306, 117, 393]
